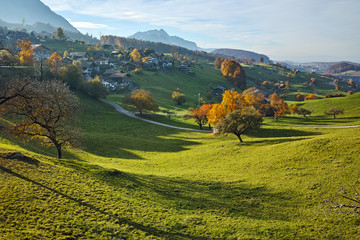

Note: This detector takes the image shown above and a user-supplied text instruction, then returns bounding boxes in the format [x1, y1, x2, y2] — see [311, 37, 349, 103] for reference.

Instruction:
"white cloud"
[70, 21, 114, 29]
[41, 0, 360, 61]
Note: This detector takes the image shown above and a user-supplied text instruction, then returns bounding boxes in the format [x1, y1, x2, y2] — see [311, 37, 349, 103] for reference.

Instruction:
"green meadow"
[1, 88, 360, 239]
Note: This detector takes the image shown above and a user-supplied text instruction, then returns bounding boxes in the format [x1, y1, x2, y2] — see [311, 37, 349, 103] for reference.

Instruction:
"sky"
[41, 0, 360, 63]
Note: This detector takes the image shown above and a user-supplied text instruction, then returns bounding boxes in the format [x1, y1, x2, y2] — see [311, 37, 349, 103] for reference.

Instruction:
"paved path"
[101, 99, 212, 133]
[101, 100, 360, 131]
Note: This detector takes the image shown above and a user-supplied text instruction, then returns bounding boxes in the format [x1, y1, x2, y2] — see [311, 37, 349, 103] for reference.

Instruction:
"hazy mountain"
[0, 0, 79, 33]
[212, 48, 270, 62]
[128, 29, 199, 51]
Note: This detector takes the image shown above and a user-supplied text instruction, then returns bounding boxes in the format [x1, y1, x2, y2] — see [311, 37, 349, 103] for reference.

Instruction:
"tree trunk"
[236, 134, 243, 142]
[54, 143, 62, 159]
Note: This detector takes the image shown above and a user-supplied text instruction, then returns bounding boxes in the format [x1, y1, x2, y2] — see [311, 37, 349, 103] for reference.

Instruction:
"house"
[31, 44, 51, 60]
[103, 69, 129, 82]
[102, 80, 118, 91]
[69, 52, 88, 60]
[94, 57, 109, 65]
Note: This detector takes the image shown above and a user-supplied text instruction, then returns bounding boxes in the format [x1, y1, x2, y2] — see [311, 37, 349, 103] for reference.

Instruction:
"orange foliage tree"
[269, 93, 288, 121]
[17, 39, 34, 65]
[188, 104, 213, 130]
[221, 60, 246, 90]
[305, 94, 318, 100]
[208, 88, 264, 125]
[48, 52, 63, 73]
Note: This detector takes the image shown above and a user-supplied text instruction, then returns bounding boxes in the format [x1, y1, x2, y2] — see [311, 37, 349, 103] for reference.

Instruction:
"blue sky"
[41, 0, 360, 62]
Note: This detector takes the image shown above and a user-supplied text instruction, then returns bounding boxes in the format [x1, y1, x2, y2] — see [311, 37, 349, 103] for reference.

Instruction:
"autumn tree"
[296, 93, 304, 101]
[289, 103, 300, 115]
[0, 50, 17, 66]
[0, 77, 36, 108]
[298, 108, 312, 118]
[208, 89, 265, 125]
[325, 107, 344, 119]
[305, 94, 318, 100]
[215, 106, 263, 142]
[124, 89, 158, 115]
[56, 27, 65, 39]
[2, 80, 79, 159]
[58, 63, 85, 90]
[130, 48, 141, 63]
[85, 76, 108, 99]
[221, 60, 247, 90]
[17, 39, 34, 65]
[187, 104, 213, 130]
[348, 79, 357, 88]
[171, 89, 186, 105]
[214, 57, 225, 69]
[48, 52, 63, 73]
[269, 93, 288, 121]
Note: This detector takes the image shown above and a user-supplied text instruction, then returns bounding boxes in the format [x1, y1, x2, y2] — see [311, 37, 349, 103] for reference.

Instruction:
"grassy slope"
[1, 94, 360, 239]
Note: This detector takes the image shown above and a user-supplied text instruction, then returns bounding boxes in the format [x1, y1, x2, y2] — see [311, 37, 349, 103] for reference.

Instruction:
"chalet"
[103, 69, 129, 82]
[31, 44, 51, 60]
[94, 57, 109, 65]
[69, 52, 88, 60]
[102, 80, 118, 91]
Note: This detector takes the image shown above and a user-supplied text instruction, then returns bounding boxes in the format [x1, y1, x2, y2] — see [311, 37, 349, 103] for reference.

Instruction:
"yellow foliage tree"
[17, 39, 34, 65]
[124, 89, 158, 115]
[130, 48, 141, 63]
[48, 52, 63, 73]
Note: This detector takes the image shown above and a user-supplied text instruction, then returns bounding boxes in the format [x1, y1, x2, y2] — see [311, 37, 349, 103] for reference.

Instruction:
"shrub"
[305, 94, 317, 100]
[296, 93, 304, 101]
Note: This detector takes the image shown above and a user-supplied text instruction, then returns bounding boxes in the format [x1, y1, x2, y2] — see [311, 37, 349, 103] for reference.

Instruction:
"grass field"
[1, 92, 360, 239]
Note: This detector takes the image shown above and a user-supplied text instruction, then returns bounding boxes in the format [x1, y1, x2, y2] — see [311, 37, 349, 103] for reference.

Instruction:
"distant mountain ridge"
[128, 29, 199, 51]
[212, 48, 270, 62]
[0, 0, 79, 33]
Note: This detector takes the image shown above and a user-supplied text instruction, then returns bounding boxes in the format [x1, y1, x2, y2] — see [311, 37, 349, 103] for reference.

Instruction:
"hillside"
[326, 61, 360, 74]
[129, 29, 199, 51]
[0, 0, 79, 33]
[1, 93, 360, 239]
[212, 48, 270, 62]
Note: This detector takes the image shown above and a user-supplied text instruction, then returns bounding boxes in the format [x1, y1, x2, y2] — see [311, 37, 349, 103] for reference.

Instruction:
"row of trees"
[0, 77, 79, 159]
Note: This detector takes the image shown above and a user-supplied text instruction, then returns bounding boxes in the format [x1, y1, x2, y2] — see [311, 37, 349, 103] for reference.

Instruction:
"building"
[31, 44, 51, 60]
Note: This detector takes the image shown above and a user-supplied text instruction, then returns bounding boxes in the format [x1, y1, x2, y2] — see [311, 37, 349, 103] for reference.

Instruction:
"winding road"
[101, 99, 212, 133]
[101, 99, 360, 131]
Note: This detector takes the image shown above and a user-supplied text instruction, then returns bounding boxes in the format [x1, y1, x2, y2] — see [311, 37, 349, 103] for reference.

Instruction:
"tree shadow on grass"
[247, 128, 321, 138]
[82, 128, 200, 159]
[97, 170, 295, 223]
[277, 116, 360, 126]
[0, 163, 213, 240]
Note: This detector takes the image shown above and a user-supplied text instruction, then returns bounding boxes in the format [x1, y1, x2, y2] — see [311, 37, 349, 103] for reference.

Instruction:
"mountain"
[212, 48, 270, 62]
[0, 0, 79, 33]
[128, 29, 199, 51]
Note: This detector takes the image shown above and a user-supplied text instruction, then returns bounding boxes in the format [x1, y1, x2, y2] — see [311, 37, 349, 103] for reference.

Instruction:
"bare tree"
[326, 187, 360, 215]
[2, 79, 79, 159]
